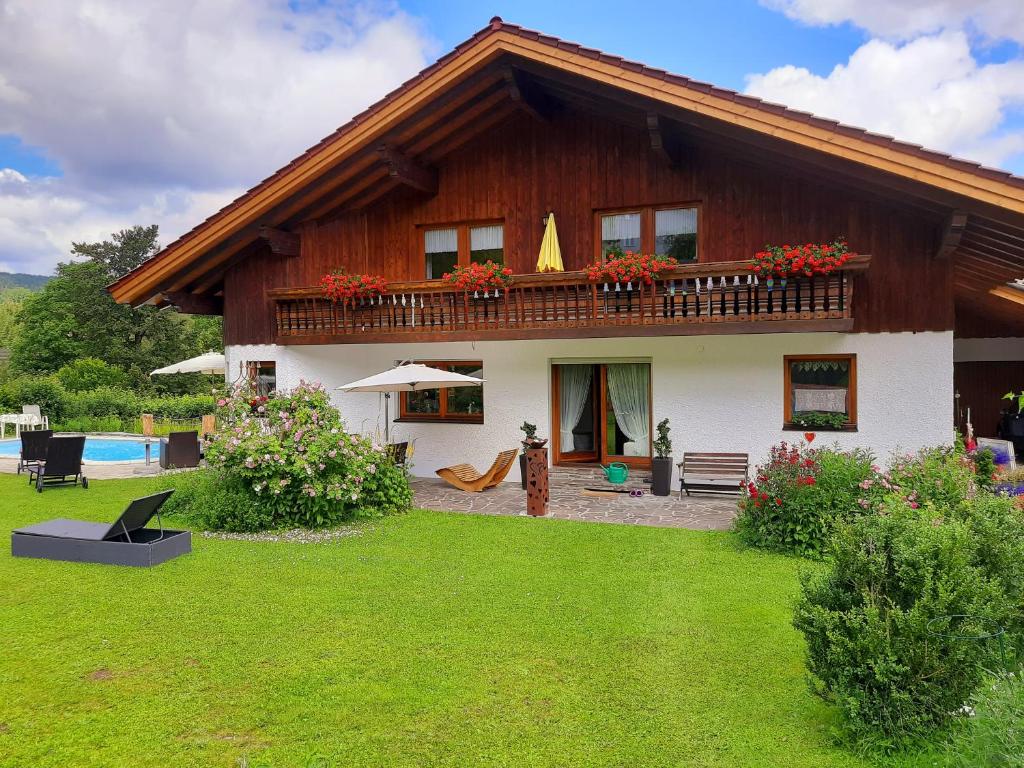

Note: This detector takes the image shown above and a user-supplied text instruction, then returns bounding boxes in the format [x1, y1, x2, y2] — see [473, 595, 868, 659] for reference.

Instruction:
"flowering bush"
[189, 381, 412, 530]
[442, 260, 512, 293]
[584, 251, 677, 285]
[749, 239, 854, 279]
[736, 439, 877, 557]
[320, 269, 388, 302]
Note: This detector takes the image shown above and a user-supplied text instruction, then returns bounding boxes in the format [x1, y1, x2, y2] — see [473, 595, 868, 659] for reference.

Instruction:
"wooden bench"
[678, 452, 749, 497]
[436, 448, 519, 493]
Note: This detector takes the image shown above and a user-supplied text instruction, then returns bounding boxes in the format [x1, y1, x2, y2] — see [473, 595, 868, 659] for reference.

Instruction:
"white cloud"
[745, 31, 1024, 169]
[762, 0, 1024, 44]
[0, 0, 434, 274]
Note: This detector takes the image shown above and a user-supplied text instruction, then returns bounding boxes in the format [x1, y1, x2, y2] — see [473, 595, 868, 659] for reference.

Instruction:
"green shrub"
[735, 441, 877, 557]
[944, 670, 1024, 768]
[0, 375, 68, 422]
[791, 410, 848, 429]
[137, 393, 216, 420]
[54, 416, 125, 433]
[160, 469, 274, 533]
[200, 381, 412, 531]
[795, 500, 1022, 745]
[63, 386, 140, 420]
[887, 445, 978, 508]
[55, 357, 126, 392]
[972, 448, 997, 491]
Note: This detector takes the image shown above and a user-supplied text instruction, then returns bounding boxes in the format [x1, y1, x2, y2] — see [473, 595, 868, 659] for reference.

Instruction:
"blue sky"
[1, 0, 1023, 275]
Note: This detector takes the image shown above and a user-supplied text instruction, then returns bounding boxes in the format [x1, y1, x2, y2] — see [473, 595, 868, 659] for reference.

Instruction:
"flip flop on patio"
[435, 448, 519, 493]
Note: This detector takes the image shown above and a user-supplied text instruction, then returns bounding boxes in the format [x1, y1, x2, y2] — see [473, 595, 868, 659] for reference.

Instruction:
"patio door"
[552, 362, 652, 468]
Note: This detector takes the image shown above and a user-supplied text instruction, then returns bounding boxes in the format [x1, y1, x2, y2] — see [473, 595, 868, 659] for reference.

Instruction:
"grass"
[0, 473, 936, 767]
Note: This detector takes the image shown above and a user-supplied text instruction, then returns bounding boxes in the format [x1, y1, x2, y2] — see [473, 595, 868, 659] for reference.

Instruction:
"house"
[110, 18, 1024, 480]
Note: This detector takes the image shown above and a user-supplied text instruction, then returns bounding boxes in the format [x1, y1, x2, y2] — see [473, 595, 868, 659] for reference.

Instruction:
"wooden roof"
[109, 16, 1024, 326]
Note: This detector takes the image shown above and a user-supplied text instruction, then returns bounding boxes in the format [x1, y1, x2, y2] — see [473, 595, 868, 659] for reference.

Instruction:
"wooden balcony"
[268, 255, 870, 344]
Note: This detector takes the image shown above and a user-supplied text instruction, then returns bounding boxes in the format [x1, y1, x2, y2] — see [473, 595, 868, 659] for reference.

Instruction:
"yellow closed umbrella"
[536, 213, 564, 273]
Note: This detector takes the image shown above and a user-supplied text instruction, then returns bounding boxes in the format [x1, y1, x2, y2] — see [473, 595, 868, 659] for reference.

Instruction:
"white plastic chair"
[22, 405, 49, 430]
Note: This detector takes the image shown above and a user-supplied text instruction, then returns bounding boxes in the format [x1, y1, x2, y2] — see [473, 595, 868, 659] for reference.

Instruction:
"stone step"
[548, 464, 652, 490]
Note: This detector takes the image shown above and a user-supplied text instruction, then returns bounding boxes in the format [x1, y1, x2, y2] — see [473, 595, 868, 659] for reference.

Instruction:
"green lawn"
[0, 474, 930, 767]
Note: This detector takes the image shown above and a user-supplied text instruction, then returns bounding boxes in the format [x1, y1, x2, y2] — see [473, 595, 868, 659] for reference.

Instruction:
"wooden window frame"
[421, 220, 505, 279]
[593, 202, 703, 262]
[397, 360, 484, 424]
[783, 354, 857, 431]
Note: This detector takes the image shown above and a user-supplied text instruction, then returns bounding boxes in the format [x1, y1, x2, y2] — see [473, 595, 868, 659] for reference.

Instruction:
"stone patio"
[412, 465, 738, 530]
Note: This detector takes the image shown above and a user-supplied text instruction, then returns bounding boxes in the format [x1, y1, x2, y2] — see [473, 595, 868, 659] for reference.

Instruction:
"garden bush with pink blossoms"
[164, 381, 412, 531]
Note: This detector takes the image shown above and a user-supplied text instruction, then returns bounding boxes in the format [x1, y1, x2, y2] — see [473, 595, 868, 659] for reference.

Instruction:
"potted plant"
[748, 239, 854, 283]
[519, 421, 546, 488]
[651, 418, 673, 496]
[442, 260, 513, 298]
[320, 269, 387, 304]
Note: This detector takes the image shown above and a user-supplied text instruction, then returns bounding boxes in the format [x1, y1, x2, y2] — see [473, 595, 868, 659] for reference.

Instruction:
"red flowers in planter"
[320, 269, 387, 302]
[442, 261, 513, 293]
[749, 239, 854, 279]
[584, 251, 678, 285]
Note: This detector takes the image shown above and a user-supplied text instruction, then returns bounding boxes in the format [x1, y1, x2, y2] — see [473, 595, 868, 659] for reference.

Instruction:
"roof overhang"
[109, 17, 1024, 313]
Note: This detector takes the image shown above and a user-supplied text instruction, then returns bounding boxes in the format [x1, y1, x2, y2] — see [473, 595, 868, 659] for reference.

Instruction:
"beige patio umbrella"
[337, 363, 485, 441]
[150, 352, 226, 376]
[536, 212, 564, 273]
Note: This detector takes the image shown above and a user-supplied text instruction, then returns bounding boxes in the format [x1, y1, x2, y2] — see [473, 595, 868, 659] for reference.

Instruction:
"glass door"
[552, 364, 598, 464]
[600, 363, 652, 467]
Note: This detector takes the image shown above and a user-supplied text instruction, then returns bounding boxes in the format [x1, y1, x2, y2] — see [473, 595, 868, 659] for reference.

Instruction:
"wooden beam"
[258, 226, 300, 256]
[376, 145, 437, 195]
[990, 285, 1024, 307]
[162, 291, 224, 315]
[646, 112, 682, 167]
[936, 210, 968, 259]
[502, 67, 554, 122]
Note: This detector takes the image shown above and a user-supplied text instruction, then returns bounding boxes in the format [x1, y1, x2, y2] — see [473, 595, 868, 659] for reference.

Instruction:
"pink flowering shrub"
[175, 381, 411, 530]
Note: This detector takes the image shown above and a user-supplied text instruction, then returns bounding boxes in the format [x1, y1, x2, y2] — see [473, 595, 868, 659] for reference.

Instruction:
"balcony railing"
[268, 255, 869, 344]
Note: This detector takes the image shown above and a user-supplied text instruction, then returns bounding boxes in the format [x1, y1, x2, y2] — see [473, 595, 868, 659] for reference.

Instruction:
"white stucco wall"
[227, 331, 954, 482]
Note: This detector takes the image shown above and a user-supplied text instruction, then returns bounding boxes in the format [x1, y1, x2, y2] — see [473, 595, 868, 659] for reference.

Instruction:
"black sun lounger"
[11, 490, 191, 567]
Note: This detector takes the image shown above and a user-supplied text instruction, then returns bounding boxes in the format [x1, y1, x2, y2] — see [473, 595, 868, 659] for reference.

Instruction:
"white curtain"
[607, 363, 650, 455]
[559, 365, 592, 453]
[601, 213, 641, 243]
[470, 225, 503, 251]
[655, 207, 697, 236]
[425, 228, 458, 253]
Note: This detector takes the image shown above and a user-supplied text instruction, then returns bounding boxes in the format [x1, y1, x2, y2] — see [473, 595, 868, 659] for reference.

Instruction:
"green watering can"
[600, 462, 629, 485]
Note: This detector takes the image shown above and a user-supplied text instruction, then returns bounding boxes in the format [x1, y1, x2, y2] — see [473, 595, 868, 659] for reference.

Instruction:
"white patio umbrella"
[337, 363, 485, 441]
[150, 352, 226, 376]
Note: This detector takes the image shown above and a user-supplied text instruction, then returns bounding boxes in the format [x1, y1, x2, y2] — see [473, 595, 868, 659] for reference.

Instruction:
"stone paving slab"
[0, 457, 161, 480]
[411, 477, 738, 531]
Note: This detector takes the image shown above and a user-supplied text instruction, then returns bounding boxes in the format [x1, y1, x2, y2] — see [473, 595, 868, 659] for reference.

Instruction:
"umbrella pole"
[384, 392, 390, 443]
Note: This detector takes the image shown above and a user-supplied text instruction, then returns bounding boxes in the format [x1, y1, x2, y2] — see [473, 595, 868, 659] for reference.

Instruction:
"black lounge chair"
[28, 435, 87, 492]
[160, 430, 201, 469]
[11, 490, 191, 567]
[17, 429, 52, 476]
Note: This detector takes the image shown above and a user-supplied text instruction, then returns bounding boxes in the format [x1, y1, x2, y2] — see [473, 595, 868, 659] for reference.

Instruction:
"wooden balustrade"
[268, 255, 870, 344]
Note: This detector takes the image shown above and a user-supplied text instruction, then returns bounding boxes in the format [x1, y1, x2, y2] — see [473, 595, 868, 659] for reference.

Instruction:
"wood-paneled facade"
[223, 107, 950, 346]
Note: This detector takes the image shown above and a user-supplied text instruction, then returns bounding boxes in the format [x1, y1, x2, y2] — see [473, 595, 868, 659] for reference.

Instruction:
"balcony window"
[596, 205, 698, 261]
[423, 222, 504, 279]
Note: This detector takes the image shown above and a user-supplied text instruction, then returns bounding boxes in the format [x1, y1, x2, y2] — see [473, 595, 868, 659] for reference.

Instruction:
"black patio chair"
[28, 435, 87, 492]
[18, 429, 52, 476]
[159, 431, 201, 469]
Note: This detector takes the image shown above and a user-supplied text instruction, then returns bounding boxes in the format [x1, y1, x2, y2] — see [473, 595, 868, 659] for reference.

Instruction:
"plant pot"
[1000, 412, 1024, 439]
[652, 456, 673, 496]
[519, 453, 528, 490]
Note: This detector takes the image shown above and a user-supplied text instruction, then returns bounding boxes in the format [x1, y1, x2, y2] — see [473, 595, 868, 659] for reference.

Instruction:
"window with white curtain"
[596, 205, 699, 262]
[600, 212, 642, 256]
[655, 207, 698, 262]
[470, 224, 504, 265]
[424, 227, 458, 279]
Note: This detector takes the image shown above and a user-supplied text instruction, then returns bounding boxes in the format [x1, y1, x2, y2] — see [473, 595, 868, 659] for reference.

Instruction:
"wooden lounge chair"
[18, 429, 52, 476]
[678, 452, 748, 496]
[436, 448, 519, 492]
[28, 435, 87, 492]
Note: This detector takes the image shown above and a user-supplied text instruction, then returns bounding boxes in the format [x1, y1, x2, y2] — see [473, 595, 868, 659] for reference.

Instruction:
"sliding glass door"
[552, 362, 652, 467]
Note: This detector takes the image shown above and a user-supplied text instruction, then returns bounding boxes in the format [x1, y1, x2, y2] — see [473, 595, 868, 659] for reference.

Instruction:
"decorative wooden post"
[201, 413, 216, 437]
[141, 413, 154, 437]
[525, 447, 549, 517]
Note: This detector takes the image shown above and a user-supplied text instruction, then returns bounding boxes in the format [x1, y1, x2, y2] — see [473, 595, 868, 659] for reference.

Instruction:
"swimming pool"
[0, 436, 151, 463]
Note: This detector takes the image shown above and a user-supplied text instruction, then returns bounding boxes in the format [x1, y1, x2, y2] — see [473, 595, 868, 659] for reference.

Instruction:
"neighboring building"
[110, 18, 1024, 481]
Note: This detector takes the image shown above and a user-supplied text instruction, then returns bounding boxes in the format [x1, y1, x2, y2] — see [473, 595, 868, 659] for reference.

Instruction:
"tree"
[0, 288, 31, 349]
[9, 226, 222, 389]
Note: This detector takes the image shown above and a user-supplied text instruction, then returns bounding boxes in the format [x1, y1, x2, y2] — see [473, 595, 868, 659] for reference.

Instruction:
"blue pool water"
[0, 437, 149, 462]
